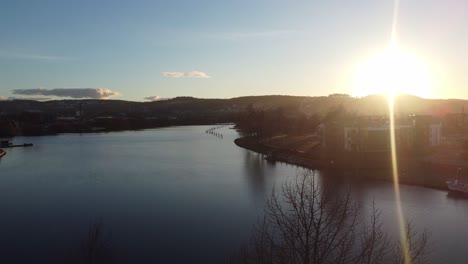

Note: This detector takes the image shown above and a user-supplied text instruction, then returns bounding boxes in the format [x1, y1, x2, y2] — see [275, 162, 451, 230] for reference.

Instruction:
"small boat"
[447, 168, 468, 193]
[0, 149, 5, 158]
[0, 140, 11, 148]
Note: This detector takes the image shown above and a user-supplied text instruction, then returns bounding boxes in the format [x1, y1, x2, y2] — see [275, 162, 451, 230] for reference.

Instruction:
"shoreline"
[234, 136, 454, 191]
[1, 123, 231, 138]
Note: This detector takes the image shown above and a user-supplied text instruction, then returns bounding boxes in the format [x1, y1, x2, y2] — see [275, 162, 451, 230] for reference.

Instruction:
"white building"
[429, 123, 442, 146]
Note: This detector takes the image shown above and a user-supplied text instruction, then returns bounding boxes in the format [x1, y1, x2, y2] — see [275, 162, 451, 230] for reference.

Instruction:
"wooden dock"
[1, 140, 33, 148]
[1, 143, 33, 148]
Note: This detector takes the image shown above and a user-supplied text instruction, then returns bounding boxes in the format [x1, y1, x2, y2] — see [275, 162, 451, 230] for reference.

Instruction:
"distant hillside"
[228, 94, 468, 116]
[234, 94, 468, 117]
[1, 94, 467, 117]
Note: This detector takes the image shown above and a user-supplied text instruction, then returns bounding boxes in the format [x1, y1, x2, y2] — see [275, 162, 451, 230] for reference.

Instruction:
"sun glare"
[353, 45, 432, 98]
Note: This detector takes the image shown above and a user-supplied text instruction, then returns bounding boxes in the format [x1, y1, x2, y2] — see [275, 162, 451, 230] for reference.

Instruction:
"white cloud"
[203, 30, 300, 42]
[221, 30, 297, 40]
[12, 88, 121, 99]
[144, 96, 171, 101]
[162, 71, 210, 78]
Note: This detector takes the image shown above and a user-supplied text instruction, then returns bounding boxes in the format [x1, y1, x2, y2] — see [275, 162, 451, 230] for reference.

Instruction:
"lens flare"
[388, 95, 411, 264]
[388, 1, 412, 264]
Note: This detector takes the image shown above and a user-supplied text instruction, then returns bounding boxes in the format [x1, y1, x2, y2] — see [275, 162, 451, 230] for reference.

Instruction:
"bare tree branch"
[233, 170, 431, 264]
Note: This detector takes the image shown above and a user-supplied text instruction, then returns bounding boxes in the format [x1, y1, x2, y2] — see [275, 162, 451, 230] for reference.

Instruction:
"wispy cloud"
[144, 96, 171, 101]
[209, 30, 300, 41]
[12, 88, 121, 99]
[162, 71, 210, 78]
[0, 51, 72, 61]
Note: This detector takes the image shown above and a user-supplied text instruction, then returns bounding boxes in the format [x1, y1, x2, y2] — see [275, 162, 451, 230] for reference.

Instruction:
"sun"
[353, 45, 433, 98]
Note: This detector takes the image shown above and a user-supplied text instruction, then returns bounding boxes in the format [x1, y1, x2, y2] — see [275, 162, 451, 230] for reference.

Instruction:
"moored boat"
[0, 149, 5, 158]
[0, 140, 12, 148]
[447, 168, 468, 193]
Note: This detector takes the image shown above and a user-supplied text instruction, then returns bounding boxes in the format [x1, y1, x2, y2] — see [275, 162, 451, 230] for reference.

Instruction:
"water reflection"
[243, 151, 272, 199]
[446, 191, 468, 201]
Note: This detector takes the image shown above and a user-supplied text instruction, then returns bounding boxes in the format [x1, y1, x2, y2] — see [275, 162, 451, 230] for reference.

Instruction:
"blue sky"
[1, 0, 467, 101]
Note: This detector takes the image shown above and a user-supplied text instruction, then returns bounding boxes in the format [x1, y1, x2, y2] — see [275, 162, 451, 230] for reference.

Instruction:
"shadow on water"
[241, 153, 366, 203]
[318, 169, 359, 191]
[0, 219, 116, 264]
[317, 169, 397, 203]
[446, 191, 468, 200]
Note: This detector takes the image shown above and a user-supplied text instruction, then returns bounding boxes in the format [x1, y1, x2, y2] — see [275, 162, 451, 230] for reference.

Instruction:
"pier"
[1, 141, 33, 148]
[205, 124, 229, 139]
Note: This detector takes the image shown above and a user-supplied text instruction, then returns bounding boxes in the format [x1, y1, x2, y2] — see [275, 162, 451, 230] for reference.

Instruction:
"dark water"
[0, 126, 466, 263]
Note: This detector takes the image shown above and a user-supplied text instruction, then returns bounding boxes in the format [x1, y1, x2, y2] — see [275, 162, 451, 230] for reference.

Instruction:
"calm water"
[0, 126, 467, 263]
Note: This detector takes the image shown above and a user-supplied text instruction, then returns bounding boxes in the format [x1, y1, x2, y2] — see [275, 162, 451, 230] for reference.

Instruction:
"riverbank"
[2, 122, 232, 137]
[234, 136, 457, 190]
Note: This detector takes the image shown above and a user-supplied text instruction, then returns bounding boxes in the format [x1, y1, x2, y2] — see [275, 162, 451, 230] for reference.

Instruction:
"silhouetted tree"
[322, 104, 354, 124]
[237, 106, 320, 139]
[233, 170, 430, 264]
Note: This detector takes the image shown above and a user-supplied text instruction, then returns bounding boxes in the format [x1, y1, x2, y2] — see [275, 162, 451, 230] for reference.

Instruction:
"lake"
[0, 125, 467, 263]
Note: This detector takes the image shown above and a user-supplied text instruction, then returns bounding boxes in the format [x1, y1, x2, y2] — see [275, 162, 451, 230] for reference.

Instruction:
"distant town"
[0, 97, 240, 136]
[2, 93, 468, 136]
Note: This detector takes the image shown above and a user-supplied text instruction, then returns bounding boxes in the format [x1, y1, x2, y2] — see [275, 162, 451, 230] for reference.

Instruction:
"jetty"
[205, 124, 229, 139]
[0, 140, 33, 148]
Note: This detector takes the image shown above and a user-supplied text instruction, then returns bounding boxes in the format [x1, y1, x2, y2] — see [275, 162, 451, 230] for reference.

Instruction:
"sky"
[1, 0, 467, 101]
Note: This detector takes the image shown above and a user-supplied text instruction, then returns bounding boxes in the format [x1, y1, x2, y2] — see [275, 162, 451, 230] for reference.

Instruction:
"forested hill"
[0, 94, 467, 117]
